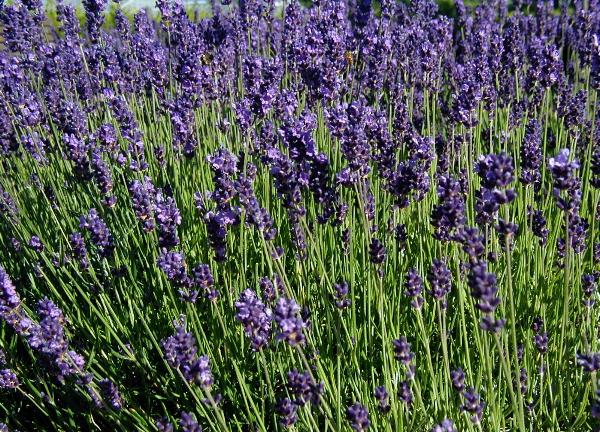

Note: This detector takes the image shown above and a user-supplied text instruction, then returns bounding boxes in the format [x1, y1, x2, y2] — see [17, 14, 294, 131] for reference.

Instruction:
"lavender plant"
[0, 0, 599, 430]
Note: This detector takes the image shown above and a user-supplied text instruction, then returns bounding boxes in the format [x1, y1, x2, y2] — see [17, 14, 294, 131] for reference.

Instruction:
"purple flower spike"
[347, 402, 370, 431]
[273, 297, 307, 347]
[276, 398, 298, 427]
[404, 268, 424, 309]
[161, 323, 213, 389]
[431, 419, 456, 432]
[235, 289, 272, 351]
[99, 378, 123, 410]
[79, 209, 114, 258]
[0, 369, 19, 389]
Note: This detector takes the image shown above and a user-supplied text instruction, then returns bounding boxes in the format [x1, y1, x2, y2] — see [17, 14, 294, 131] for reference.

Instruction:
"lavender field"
[0, 0, 599, 430]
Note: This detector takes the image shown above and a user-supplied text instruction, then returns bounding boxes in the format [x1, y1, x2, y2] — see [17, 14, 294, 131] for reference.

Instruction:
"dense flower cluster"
[0, 0, 598, 430]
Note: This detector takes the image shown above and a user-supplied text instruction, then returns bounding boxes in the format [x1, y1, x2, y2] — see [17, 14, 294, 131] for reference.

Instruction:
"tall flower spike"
[234, 289, 272, 351]
[273, 297, 307, 347]
[347, 402, 370, 431]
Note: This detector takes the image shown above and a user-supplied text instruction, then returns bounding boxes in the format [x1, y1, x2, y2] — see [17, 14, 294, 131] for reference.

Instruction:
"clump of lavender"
[161, 321, 213, 389]
[273, 297, 307, 347]
[234, 289, 272, 351]
[347, 402, 370, 431]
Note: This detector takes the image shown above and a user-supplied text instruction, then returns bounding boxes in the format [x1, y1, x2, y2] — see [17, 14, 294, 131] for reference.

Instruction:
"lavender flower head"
[334, 281, 351, 309]
[273, 297, 307, 346]
[431, 419, 456, 432]
[79, 209, 114, 258]
[427, 258, 452, 306]
[161, 322, 213, 389]
[234, 289, 272, 351]
[347, 402, 370, 431]
[404, 268, 424, 309]
[287, 369, 324, 406]
[0, 369, 19, 389]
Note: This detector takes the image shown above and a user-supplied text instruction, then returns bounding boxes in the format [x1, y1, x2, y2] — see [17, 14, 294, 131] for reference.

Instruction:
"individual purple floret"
[99, 378, 123, 410]
[404, 268, 424, 309]
[0, 369, 19, 389]
[180, 411, 201, 432]
[79, 209, 115, 258]
[161, 323, 213, 389]
[273, 297, 307, 347]
[374, 386, 390, 414]
[234, 289, 272, 351]
[276, 398, 298, 427]
[287, 369, 323, 406]
[333, 281, 351, 309]
[347, 402, 370, 431]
